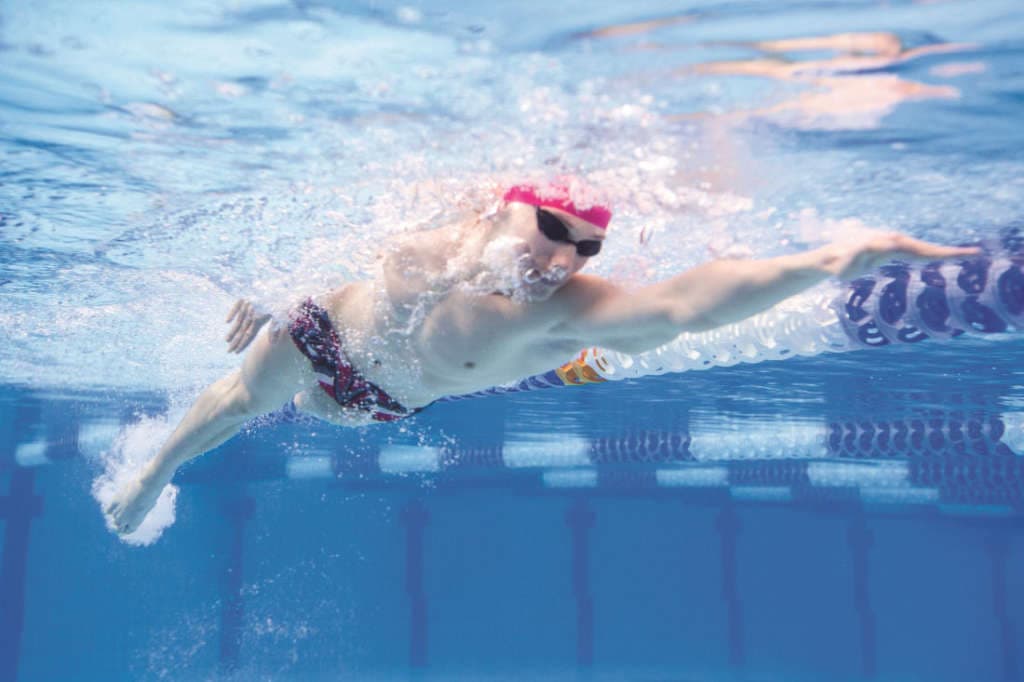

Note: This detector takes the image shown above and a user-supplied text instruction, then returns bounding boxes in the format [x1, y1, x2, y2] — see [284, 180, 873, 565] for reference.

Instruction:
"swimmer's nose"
[547, 243, 578, 271]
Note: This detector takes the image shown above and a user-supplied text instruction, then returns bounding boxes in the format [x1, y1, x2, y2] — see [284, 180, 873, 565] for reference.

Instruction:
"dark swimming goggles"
[536, 207, 602, 257]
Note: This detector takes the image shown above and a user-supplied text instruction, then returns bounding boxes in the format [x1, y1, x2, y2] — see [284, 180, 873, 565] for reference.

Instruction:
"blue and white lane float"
[5, 412, 1012, 512]
[8, 399, 1020, 478]
[445, 256, 1024, 400]
[363, 412, 1024, 511]
[370, 413, 1024, 471]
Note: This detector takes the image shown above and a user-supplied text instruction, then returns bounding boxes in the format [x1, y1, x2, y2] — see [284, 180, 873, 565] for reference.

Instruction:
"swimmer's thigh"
[238, 322, 316, 413]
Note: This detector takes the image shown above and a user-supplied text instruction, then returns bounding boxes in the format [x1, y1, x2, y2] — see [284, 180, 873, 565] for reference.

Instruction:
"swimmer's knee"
[254, 320, 303, 365]
[201, 370, 271, 422]
[227, 389, 257, 419]
[242, 323, 305, 379]
[209, 372, 260, 420]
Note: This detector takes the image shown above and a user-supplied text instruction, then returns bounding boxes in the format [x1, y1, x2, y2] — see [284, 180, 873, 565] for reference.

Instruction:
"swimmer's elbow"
[598, 306, 699, 354]
[573, 289, 718, 353]
[666, 299, 721, 334]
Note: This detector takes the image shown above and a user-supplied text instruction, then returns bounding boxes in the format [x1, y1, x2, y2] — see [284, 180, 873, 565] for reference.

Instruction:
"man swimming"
[105, 179, 978, 534]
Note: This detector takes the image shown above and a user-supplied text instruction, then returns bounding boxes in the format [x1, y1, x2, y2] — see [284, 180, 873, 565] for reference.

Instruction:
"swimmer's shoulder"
[318, 282, 369, 318]
[379, 230, 450, 294]
[550, 273, 622, 308]
[526, 274, 624, 331]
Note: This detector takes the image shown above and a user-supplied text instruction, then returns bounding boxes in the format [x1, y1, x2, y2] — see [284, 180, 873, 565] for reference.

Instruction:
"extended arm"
[557, 232, 980, 354]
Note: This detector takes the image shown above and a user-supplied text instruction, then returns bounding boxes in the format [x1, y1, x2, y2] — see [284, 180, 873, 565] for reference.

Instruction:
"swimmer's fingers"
[234, 318, 256, 353]
[225, 298, 272, 353]
[833, 233, 980, 280]
[225, 302, 251, 346]
[226, 324, 245, 354]
[228, 312, 271, 354]
[227, 315, 253, 353]
[226, 299, 244, 324]
[880, 234, 980, 262]
[871, 236, 981, 273]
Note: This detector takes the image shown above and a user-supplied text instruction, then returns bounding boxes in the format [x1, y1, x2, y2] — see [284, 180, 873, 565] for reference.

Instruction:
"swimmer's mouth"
[502, 253, 567, 301]
[522, 264, 568, 287]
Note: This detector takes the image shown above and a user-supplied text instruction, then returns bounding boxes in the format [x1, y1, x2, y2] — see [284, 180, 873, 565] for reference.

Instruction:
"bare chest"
[410, 293, 581, 395]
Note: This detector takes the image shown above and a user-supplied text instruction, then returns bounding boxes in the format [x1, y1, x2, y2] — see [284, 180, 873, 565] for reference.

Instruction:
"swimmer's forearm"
[671, 249, 833, 329]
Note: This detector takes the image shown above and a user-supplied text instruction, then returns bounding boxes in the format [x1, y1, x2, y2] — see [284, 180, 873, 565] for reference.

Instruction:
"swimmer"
[105, 178, 979, 535]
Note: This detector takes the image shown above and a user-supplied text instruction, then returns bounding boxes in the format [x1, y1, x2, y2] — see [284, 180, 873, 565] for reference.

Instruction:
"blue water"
[2, 0, 1024, 680]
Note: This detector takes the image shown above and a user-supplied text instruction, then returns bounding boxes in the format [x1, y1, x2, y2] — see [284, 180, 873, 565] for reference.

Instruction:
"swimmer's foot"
[104, 473, 168, 535]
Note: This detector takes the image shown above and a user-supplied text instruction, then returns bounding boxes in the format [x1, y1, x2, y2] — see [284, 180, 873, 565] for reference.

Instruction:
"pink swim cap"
[503, 179, 613, 229]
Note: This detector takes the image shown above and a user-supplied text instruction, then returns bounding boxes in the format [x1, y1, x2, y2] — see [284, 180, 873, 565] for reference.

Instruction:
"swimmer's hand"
[821, 232, 981, 280]
[225, 299, 271, 354]
[104, 473, 167, 535]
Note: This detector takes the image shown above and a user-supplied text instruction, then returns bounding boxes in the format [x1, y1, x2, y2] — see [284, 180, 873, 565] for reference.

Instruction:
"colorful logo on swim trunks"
[555, 350, 607, 386]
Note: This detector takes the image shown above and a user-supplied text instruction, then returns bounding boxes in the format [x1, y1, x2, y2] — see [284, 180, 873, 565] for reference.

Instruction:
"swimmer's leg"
[106, 323, 312, 535]
[292, 389, 376, 427]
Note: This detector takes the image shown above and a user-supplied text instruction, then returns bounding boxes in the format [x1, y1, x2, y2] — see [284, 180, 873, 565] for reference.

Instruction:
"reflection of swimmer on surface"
[573, 13, 696, 41]
[689, 32, 978, 130]
[582, 17, 979, 130]
[105, 177, 977, 536]
[732, 32, 973, 74]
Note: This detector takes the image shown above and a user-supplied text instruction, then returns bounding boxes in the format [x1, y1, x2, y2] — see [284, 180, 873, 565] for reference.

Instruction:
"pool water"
[1, 1, 1023, 680]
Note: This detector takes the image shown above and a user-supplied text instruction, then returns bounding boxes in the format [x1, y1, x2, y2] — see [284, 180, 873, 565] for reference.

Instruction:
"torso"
[313, 228, 593, 410]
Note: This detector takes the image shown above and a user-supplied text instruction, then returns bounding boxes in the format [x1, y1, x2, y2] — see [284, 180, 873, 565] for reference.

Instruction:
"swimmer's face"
[504, 203, 605, 302]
